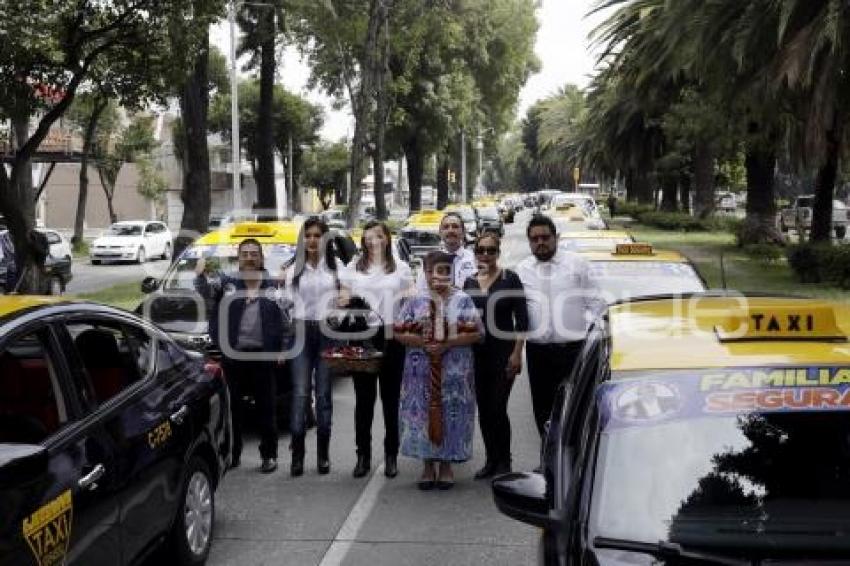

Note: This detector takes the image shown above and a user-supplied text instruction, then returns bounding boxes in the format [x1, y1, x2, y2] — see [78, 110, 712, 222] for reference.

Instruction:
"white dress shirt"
[284, 259, 341, 321]
[516, 250, 599, 343]
[415, 246, 478, 290]
[340, 258, 414, 325]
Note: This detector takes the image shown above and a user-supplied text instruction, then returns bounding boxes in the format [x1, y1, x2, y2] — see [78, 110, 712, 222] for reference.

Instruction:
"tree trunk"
[403, 135, 423, 213]
[73, 99, 107, 245]
[176, 35, 212, 259]
[97, 166, 119, 223]
[255, 11, 276, 211]
[659, 173, 678, 212]
[346, 0, 382, 227]
[740, 142, 782, 245]
[629, 168, 653, 204]
[679, 169, 692, 214]
[693, 139, 715, 219]
[372, 3, 390, 221]
[810, 120, 842, 243]
[437, 157, 450, 210]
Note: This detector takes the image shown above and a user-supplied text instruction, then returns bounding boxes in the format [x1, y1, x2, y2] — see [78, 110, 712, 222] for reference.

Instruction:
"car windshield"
[107, 224, 143, 236]
[477, 207, 499, 220]
[590, 370, 850, 553]
[162, 243, 296, 291]
[588, 261, 705, 302]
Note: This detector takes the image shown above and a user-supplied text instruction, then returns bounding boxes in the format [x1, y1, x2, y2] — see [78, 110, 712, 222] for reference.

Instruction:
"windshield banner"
[599, 367, 850, 430]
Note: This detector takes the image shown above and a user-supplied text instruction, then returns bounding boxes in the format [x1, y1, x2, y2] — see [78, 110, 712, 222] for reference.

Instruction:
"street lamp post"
[228, 1, 242, 213]
[461, 131, 466, 203]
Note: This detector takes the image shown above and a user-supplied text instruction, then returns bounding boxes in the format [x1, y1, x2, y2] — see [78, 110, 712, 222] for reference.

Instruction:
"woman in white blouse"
[339, 221, 414, 479]
[284, 217, 343, 477]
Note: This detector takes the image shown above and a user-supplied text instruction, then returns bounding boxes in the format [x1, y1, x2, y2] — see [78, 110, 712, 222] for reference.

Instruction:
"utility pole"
[461, 131, 467, 203]
[288, 134, 294, 213]
[228, 0, 242, 214]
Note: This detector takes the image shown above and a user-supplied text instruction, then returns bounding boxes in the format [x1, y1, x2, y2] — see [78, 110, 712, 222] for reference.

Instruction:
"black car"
[493, 295, 850, 565]
[0, 297, 231, 565]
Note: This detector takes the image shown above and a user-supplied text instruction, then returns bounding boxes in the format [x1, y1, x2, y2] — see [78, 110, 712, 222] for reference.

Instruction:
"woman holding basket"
[283, 217, 343, 477]
[395, 251, 483, 490]
[339, 221, 414, 479]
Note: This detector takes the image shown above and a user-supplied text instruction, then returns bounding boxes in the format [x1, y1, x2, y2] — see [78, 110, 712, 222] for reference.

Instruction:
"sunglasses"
[474, 246, 500, 256]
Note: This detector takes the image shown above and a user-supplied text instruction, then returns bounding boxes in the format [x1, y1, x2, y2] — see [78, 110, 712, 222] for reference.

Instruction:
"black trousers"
[525, 341, 585, 437]
[475, 347, 516, 465]
[222, 357, 279, 460]
[352, 330, 404, 457]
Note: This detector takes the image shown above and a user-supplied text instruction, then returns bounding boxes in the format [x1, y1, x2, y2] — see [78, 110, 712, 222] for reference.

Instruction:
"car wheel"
[137, 247, 147, 264]
[170, 457, 214, 566]
[836, 226, 847, 239]
[162, 243, 172, 260]
[48, 276, 63, 296]
[91, 259, 101, 265]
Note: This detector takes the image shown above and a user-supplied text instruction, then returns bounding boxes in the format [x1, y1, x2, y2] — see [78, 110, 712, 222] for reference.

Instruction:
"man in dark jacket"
[196, 238, 285, 473]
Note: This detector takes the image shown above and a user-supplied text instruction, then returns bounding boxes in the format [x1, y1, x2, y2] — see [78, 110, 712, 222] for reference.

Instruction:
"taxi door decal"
[22, 489, 73, 566]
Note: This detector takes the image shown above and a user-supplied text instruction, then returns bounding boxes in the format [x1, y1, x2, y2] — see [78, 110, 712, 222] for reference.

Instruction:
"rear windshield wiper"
[593, 537, 752, 566]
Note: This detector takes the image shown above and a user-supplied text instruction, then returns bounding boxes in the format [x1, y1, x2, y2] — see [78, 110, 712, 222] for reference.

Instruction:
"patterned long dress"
[397, 289, 483, 462]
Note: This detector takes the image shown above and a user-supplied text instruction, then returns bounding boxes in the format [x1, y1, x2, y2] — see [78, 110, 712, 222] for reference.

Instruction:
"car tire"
[137, 247, 147, 264]
[170, 457, 215, 566]
[91, 259, 101, 265]
[836, 226, 847, 239]
[162, 243, 172, 260]
[48, 276, 63, 296]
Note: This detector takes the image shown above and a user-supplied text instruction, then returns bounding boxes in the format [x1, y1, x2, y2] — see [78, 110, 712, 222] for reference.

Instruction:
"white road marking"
[317, 463, 387, 566]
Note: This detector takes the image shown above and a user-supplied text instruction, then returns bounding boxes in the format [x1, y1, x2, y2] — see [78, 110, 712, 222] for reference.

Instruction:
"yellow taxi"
[580, 242, 706, 303]
[559, 230, 635, 252]
[495, 294, 850, 564]
[400, 209, 444, 264]
[548, 203, 607, 231]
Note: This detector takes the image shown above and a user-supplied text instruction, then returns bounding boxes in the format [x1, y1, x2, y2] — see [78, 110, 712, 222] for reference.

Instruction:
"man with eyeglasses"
[416, 212, 478, 290]
[517, 215, 599, 437]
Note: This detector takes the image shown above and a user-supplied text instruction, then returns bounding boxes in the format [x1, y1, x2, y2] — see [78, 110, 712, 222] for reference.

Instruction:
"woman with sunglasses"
[339, 221, 414, 479]
[463, 232, 528, 479]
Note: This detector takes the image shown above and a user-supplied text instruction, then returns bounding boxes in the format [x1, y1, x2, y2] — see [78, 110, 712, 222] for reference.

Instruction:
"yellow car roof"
[580, 248, 690, 263]
[609, 295, 850, 371]
[560, 230, 633, 240]
[194, 221, 301, 246]
[0, 295, 73, 319]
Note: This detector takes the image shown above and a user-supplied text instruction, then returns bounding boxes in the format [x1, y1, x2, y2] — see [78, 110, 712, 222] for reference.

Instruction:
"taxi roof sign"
[614, 243, 654, 255]
[231, 222, 278, 237]
[715, 305, 846, 342]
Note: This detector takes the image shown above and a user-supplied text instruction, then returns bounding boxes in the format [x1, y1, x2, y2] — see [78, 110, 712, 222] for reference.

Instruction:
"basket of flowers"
[322, 296, 384, 374]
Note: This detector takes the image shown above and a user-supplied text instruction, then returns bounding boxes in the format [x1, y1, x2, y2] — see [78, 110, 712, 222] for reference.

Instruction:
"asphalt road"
[203, 212, 540, 566]
[64, 256, 171, 295]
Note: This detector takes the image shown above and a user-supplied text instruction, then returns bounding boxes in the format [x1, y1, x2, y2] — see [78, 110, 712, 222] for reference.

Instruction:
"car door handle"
[170, 405, 189, 425]
[79, 464, 105, 491]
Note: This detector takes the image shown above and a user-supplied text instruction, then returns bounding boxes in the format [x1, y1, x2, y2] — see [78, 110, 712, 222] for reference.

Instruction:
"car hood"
[93, 235, 143, 246]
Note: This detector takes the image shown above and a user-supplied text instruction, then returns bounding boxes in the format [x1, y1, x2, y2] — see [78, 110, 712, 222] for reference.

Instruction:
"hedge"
[615, 201, 740, 232]
[786, 243, 850, 288]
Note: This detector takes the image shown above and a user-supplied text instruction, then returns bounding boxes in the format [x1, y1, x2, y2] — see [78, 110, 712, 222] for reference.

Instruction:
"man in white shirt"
[516, 215, 599, 437]
[416, 211, 478, 290]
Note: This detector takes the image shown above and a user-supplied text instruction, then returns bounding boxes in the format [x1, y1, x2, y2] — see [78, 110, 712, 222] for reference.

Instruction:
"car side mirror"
[492, 472, 563, 530]
[0, 444, 48, 487]
[141, 276, 160, 294]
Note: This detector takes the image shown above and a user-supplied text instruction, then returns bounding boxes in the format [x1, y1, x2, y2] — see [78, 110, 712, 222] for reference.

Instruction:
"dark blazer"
[196, 271, 285, 354]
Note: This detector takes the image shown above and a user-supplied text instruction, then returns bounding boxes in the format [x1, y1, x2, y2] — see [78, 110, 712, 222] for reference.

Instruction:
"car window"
[0, 329, 71, 444]
[108, 224, 142, 236]
[66, 321, 146, 406]
[45, 231, 61, 244]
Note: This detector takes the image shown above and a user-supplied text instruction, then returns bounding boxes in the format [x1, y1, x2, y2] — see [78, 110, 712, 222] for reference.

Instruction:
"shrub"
[786, 243, 850, 288]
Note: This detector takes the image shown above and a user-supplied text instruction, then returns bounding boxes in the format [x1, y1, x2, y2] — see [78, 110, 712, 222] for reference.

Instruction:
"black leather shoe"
[260, 458, 277, 473]
[474, 461, 496, 480]
[384, 455, 398, 478]
[352, 454, 371, 478]
[492, 460, 512, 476]
[290, 456, 304, 477]
[317, 456, 330, 475]
[317, 434, 330, 475]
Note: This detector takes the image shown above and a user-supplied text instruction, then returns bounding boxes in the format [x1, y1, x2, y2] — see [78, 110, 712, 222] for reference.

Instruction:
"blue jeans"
[290, 321, 333, 438]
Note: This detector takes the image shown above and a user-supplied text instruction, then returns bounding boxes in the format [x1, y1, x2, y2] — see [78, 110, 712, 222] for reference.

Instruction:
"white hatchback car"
[90, 221, 172, 264]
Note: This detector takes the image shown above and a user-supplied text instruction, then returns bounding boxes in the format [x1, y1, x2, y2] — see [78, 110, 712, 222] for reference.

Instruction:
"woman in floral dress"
[395, 251, 483, 490]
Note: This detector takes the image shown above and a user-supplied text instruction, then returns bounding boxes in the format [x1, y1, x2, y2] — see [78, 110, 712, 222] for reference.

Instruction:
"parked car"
[90, 221, 173, 264]
[0, 295, 230, 566]
[715, 191, 738, 213]
[475, 206, 504, 236]
[779, 195, 849, 238]
[0, 230, 72, 295]
[548, 193, 603, 220]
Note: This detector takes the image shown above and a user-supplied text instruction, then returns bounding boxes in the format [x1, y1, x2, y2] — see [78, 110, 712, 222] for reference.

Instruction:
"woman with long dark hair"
[283, 216, 343, 476]
[463, 232, 528, 478]
[339, 221, 413, 478]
